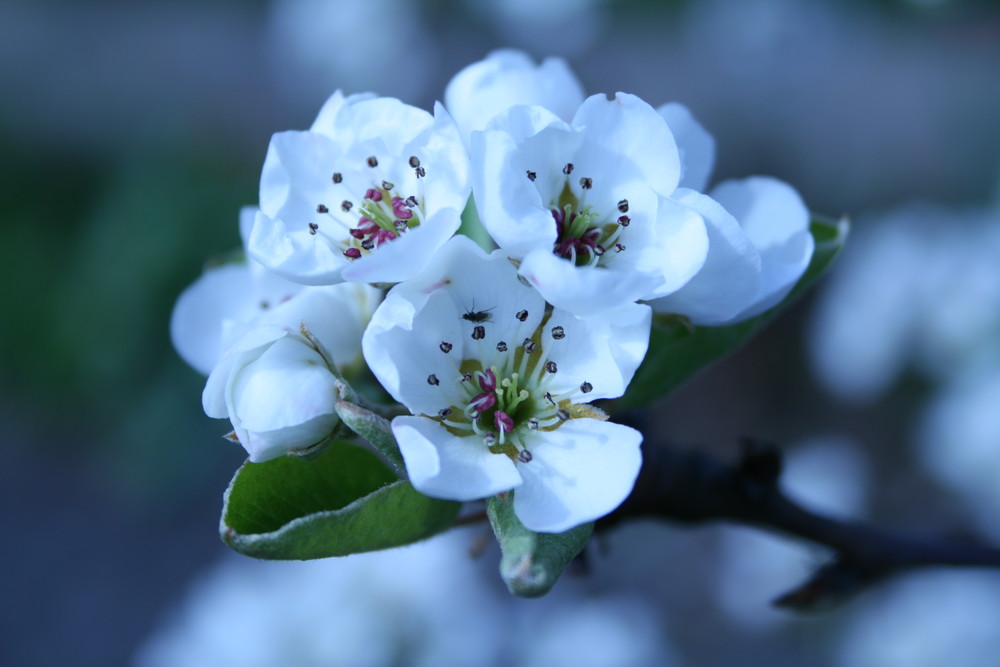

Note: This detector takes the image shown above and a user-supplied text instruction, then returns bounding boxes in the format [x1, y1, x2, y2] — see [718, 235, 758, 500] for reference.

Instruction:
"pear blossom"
[444, 49, 585, 142]
[203, 325, 344, 463]
[170, 207, 380, 375]
[472, 94, 713, 316]
[646, 176, 813, 325]
[362, 235, 648, 533]
[248, 91, 470, 286]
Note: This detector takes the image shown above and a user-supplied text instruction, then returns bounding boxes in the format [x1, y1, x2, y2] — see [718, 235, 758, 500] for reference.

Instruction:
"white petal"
[309, 90, 377, 139]
[248, 209, 349, 285]
[647, 188, 762, 324]
[518, 250, 661, 317]
[543, 303, 652, 401]
[572, 93, 681, 198]
[202, 326, 290, 419]
[393, 416, 522, 501]
[444, 49, 584, 140]
[171, 264, 257, 375]
[230, 336, 338, 433]
[625, 194, 710, 297]
[513, 420, 643, 533]
[657, 102, 716, 192]
[713, 177, 814, 320]
[241, 414, 340, 463]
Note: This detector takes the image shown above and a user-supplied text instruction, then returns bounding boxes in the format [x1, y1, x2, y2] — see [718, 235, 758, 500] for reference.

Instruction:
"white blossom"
[444, 49, 584, 143]
[362, 236, 648, 532]
[202, 326, 343, 462]
[249, 92, 470, 285]
[171, 207, 380, 375]
[472, 94, 712, 316]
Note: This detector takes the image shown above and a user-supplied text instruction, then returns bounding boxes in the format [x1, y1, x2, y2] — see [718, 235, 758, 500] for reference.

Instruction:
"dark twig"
[597, 439, 1000, 611]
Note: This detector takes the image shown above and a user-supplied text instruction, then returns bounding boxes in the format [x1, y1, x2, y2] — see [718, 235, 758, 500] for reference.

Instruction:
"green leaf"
[486, 494, 593, 598]
[619, 216, 848, 409]
[221, 439, 461, 559]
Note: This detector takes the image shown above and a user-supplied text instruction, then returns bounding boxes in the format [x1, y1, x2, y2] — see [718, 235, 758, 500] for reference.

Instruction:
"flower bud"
[203, 326, 342, 462]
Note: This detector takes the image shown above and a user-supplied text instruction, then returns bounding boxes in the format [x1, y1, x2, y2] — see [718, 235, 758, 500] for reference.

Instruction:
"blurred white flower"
[810, 203, 1000, 402]
[836, 571, 1000, 667]
[362, 236, 648, 532]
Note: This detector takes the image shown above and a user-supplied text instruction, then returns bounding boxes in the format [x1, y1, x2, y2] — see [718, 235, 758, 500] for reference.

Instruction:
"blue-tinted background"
[3, 0, 1000, 664]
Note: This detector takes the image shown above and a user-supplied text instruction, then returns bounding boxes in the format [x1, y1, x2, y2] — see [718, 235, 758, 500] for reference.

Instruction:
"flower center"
[309, 155, 426, 260]
[544, 172, 630, 267]
[431, 311, 594, 463]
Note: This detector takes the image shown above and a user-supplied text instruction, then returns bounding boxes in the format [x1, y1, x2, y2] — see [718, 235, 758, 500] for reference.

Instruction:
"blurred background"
[3, 0, 1000, 664]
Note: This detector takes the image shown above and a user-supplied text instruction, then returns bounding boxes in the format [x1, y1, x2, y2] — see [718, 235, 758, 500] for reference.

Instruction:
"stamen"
[332, 172, 343, 184]
[545, 361, 557, 374]
[517, 450, 533, 463]
[341, 200, 353, 212]
[580, 381, 593, 393]
[472, 325, 486, 340]
[615, 243, 626, 252]
[308, 223, 318, 235]
[415, 166, 426, 178]
[516, 309, 528, 322]
[316, 204, 329, 213]
[439, 342, 453, 353]
[580, 177, 593, 190]
[496, 341, 508, 352]
[527, 419, 539, 430]
[617, 199, 629, 212]
[381, 180, 394, 191]
[523, 338, 536, 353]
[562, 162, 574, 175]
[409, 156, 421, 168]
[427, 374, 440, 386]
[557, 409, 570, 421]
[618, 215, 630, 226]
[439, 408, 452, 418]
[551, 326, 565, 340]
[366, 156, 378, 168]
[344, 248, 361, 259]
[526, 170, 537, 181]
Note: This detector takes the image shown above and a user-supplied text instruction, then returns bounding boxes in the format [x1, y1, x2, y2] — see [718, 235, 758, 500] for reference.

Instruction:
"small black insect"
[461, 301, 495, 324]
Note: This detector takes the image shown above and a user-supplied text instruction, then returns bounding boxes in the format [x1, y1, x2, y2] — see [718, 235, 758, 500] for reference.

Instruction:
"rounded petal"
[171, 264, 258, 376]
[543, 303, 652, 401]
[248, 209, 349, 285]
[393, 416, 522, 501]
[518, 250, 661, 317]
[625, 194, 710, 297]
[572, 93, 681, 198]
[647, 188, 762, 324]
[658, 102, 716, 192]
[713, 177, 814, 320]
[202, 326, 290, 419]
[513, 420, 643, 533]
[445, 49, 585, 140]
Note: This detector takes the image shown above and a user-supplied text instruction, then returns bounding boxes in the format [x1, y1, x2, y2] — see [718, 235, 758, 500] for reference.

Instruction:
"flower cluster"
[172, 49, 813, 533]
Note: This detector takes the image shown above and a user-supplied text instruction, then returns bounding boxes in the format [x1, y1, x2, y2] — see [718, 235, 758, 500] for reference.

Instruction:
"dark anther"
[382, 180, 394, 191]
[544, 392, 555, 405]
[316, 204, 329, 213]
[439, 408, 452, 418]
[562, 163, 574, 175]
[332, 172, 343, 184]
[344, 248, 362, 259]
[545, 361, 557, 373]
[409, 156, 420, 168]
[518, 450, 533, 463]
[614, 243, 626, 253]
[496, 341, 508, 352]
[557, 409, 570, 421]
[405, 196, 418, 207]
[523, 338, 536, 353]
[439, 342, 453, 353]
[341, 200, 353, 212]
[617, 199, 629, 212]
[472, 325, 486, 340]
[366, 156, 378, 168]
[580, 381, 593, 393]
[580, 177, 593, 189]
[516, 309, 528, 322]
[551, 326, 565, 340]
[526, 170, 537, 181]
[593, 245, 605, 256]
[427, 374, 440, 386]
[415, 166, 426, 178]
[618, 215, 630, 226]
[308, 223, 319, 235]
[528, 419, 539, 430]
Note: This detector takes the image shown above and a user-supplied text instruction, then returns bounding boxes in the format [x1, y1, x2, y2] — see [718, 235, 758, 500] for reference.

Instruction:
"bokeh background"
[3, 0, 1000, 664]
